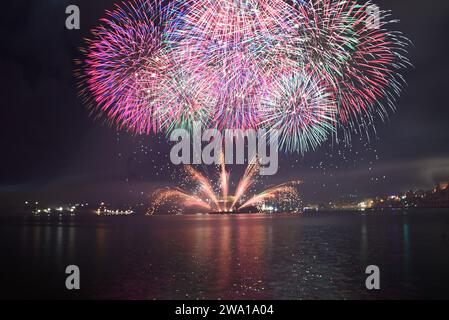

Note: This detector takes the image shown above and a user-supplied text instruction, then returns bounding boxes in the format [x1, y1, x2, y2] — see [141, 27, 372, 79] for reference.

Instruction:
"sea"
[0, 209, 448, 299]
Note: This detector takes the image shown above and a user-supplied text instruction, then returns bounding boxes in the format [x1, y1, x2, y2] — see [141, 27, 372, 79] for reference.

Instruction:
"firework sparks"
[149, 159, 301, 214]
[79, 0, 410, 154]
[260, 70, 337, 154]
[230, 160, 260, 211]
[294, 0, 411, 127]
[239, 183, 299, 210]
[220, 152, 230, 212]
[148, 188, 211, 215]
[185, 165, 220, 210]
[78, 0, 167, 135]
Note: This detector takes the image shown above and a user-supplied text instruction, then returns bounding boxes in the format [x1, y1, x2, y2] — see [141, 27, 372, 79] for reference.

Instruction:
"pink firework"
[78, 0, 410, 153]
[78, 0, 168, 135]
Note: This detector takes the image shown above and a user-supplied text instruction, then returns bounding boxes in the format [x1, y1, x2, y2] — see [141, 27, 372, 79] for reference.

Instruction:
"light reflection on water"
[0, 210, 448, 299]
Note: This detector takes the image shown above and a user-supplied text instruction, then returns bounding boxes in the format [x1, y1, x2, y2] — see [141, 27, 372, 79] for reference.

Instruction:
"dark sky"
[1, 0, 449, 208]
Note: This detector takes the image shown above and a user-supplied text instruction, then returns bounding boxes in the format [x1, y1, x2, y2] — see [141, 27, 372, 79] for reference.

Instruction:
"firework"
[79, 0, 410, 153]
[239, 183, 299, 210]
[78, 0, 168, 134]
[293, 0, 410, 127]
[260, 70, 337, 154]
[165, 0, 267, 130]
[185, 165, 220, 209]
[231, 160, 260, 211]
[220, 152, 230, 211]
[148, 160, 301, 214]
[153, 63, 217, 132]
[148, 188, 211, 215]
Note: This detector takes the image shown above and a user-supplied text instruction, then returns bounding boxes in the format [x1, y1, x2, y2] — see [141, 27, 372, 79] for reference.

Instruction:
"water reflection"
[360, 218, 368, 265]
[403, 217, 411, 279]
[1, 211, 449, 299]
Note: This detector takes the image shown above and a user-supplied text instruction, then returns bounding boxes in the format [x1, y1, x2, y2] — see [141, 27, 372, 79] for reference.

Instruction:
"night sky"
[1, 0, 449, 208]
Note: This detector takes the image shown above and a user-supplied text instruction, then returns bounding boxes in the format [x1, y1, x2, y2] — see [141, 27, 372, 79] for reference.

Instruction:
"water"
[1, 210, 449, 299]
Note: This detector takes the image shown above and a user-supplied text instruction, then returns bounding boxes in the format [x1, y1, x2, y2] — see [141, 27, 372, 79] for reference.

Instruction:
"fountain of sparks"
[148, 154, 301, 215]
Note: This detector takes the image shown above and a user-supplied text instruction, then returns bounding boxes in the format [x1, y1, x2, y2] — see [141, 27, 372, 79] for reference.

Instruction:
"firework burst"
[78, 0, 168, 134]
[79, 0, 410, 153]
[260, 70, 337, 153]
[293, 0, 411, 127]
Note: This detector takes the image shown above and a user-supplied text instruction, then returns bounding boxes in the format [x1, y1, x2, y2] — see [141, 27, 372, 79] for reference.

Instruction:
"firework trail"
[230, 158, 260, 211]
[185, 165, 220, 210]
[148, 188, 211, 215]
[239, 183, 299, 210]
[79, 0, 410, 153]
[220, 152, 230, 211]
